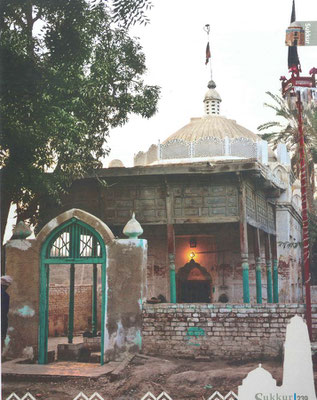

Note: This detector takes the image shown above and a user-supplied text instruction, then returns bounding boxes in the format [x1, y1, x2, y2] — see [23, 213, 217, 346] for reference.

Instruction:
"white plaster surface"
[46, 218, 59, 232]
[238, 316, 316, 400]
[238, 364, 278, 399]
[13, 305, 35, 318]
[115, 320, 125, 348]
[6, 239, 32, 251]
[282, 316, 316, 398]
[22, 346, 34, 360]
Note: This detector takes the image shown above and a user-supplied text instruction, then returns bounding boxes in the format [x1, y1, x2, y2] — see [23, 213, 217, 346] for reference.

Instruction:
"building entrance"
[177, 259, 212, 303]
[39, 217, 107, 365]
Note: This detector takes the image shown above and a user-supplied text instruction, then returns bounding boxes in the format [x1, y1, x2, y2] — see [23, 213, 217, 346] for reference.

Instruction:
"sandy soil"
[1, 355, 290, 400]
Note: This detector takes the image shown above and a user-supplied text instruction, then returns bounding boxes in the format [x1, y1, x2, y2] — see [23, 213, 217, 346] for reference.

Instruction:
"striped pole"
[296, 91, 312, 340]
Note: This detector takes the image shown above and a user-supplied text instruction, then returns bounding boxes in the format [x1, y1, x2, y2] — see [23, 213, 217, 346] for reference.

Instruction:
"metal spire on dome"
[203, 24, 221, 115]
[204, 25, 212, 76]
[288, 0, 301, 73]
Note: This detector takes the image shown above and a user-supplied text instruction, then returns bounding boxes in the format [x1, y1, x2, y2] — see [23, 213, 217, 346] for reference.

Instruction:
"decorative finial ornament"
[204, 24, 211, 71]
[288, 0, 301, 73]
[123, 212, 143, 238]
[11, 221, 32, 239]
[207, 80, 216, 89]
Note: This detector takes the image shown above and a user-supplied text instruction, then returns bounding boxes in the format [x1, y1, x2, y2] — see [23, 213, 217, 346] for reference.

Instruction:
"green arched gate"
[39, 217, 107, 365]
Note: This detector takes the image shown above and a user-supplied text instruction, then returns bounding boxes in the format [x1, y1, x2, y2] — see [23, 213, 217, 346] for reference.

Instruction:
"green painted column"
[100, 261, 106, 366]
[68, 263, 75, 344]
[242, 257, 250, 303]
[169, 253, 176, 303]
[266, 259, 273, 303]
[255, 257, 262, 304]
[45, 265, 50, 358]
[92, 264, 97, 336]
[239, 181, 249, 304]
[273, 259, 279, 303]
[39, 264, 50, 364]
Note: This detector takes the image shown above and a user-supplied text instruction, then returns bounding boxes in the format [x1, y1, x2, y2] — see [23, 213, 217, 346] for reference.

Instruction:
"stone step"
[47, 350, 56, 363]
[83, 336, 101, 352]
[89, 352, 101, 363]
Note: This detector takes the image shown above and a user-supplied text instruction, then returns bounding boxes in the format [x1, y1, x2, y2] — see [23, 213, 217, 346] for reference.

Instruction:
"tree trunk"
[24, 1, 35, 58]
[1, 177, 12, 274]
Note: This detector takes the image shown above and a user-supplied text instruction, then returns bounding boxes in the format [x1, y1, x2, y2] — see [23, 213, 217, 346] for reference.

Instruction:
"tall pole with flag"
[288, 0, 301, 73]
[204, 24, 212, 79]
[281, 0, 317, 340]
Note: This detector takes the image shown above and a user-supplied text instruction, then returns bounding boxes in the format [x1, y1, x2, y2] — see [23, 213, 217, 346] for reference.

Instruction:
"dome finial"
[207, 80, 216, 89]
[204, 82, 221, 116]
[123, 212, 143, 238]
[203, 25, 221, 115]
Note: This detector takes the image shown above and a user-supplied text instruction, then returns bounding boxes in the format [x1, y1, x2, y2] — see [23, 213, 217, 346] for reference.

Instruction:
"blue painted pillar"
[253, 228, 262, 304]
[68, 263, 75, 343]
[242, 256, 250, 303]
[272, 235, 279, 303]
[239, 182, 250, 303]
[167, 224, 176, 303]
[265, 234, 273, 303]
[169, 254, 176, 303]
[92, 264, 98, 336]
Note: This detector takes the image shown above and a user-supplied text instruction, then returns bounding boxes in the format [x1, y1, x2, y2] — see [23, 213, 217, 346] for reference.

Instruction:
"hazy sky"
[107, 0, 317, 167]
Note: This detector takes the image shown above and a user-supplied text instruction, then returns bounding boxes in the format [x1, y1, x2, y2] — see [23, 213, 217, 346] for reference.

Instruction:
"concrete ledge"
[1, 359, 119, 378]
[57, 343, 85, 361]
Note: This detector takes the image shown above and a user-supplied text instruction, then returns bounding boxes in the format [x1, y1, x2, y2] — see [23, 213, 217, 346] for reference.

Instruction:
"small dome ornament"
[108, 159, 125, 168]
[207, 80, 216, 89]
[123, 213, 143, 238]
[11, 221, 32, 239]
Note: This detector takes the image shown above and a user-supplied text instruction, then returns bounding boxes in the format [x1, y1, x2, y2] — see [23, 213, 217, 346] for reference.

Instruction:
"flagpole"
[281, 0, 316, 341]
[204, 24, 212, 80]
[209, 33, 212, 81]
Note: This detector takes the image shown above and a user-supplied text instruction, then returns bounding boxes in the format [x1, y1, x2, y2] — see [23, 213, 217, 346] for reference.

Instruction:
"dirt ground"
[1, 354, 295, 400]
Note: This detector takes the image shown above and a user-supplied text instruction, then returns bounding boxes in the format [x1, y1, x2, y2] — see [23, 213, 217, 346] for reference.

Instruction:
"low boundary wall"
[142, 303, 317, 360]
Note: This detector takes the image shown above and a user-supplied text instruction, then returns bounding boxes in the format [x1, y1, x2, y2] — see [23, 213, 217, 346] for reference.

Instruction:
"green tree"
[258, 92, 317, 273]
[258, 92, 317, 201]
[0, 0, 160, 246]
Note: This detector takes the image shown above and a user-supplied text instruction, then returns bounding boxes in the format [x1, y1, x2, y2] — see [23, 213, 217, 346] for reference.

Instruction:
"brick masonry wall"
[142, 303, 317, 360]
[49, 285, 101, 336]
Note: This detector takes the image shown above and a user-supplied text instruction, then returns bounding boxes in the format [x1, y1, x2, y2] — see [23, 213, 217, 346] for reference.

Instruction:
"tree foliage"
[258, 92, 317, 275]
[257, 91, 317, 202]
[0, 0, 160, 237]
[112, 0, 153, 27]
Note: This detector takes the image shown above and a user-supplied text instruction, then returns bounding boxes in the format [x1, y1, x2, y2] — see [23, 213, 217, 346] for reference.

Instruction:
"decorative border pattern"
[5, 391, 239, 400]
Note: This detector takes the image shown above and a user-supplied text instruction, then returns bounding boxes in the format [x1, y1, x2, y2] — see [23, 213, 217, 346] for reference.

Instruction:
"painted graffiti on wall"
[185, 326, 205, 346]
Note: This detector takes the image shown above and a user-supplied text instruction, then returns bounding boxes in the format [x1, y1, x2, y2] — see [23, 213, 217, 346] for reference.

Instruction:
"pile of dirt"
[0, 355, 292, 400]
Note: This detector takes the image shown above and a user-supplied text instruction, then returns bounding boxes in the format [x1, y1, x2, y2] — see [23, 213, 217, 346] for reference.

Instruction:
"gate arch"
[39, 217, 107, 364]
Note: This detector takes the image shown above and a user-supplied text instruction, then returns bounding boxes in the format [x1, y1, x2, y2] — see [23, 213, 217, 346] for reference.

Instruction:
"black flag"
[288, 0, 301, 71]
[205, 42, 211, 65]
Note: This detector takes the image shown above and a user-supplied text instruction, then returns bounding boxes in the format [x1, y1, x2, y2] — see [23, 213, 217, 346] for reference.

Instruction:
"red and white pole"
[296, 90, 313, 340]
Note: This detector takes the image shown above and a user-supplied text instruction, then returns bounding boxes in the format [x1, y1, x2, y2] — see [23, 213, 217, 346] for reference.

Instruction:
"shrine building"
[5, 76, 315, 365]
[40, 79, 303, 307]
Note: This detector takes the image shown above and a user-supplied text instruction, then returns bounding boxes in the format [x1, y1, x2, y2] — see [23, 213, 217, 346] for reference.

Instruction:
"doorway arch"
[39, 217, 107, 364]
[177, 259, 212, 303]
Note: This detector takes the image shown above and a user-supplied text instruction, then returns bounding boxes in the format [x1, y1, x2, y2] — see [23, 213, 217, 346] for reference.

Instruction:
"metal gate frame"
[38, 217, 107, 365]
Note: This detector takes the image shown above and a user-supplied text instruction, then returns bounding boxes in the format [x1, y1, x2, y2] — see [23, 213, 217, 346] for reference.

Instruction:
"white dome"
[108, 159, 124, 168]
[204, 88, 222, 102]
[163, 115, 260, 144]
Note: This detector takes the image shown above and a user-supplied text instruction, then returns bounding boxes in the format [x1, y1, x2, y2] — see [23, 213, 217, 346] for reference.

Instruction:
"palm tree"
[258, 91, 317, 209]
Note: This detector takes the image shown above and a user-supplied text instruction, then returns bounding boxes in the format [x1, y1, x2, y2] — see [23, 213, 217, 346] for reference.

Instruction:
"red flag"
[205, 42, 211, 65]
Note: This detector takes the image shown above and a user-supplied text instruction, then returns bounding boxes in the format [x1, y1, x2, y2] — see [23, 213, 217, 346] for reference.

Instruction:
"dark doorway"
[180, 280, 211, 303]
[177, 259, 212, 303]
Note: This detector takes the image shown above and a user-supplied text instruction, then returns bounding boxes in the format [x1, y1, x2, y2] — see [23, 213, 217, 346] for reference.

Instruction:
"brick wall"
[49, 285, 101, 336]
[142, 303, 317, 360]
